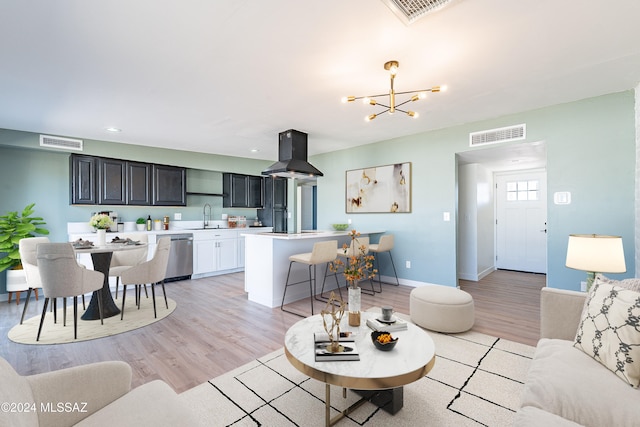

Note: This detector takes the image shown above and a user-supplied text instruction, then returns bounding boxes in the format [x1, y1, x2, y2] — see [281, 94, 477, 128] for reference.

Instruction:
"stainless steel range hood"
[261, 129, 323, 180]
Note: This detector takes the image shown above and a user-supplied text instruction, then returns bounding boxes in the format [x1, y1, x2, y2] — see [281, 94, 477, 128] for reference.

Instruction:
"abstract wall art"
[345, 162, 411, 213]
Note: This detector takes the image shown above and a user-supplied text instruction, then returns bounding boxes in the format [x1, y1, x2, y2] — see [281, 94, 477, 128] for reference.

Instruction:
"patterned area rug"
[179, 330, 535, 426]
[7, 296, 176, 345]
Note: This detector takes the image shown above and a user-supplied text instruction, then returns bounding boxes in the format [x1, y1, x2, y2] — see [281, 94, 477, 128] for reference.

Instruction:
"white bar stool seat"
[368, 234, 400, 292]
[281, 240, 339, 317]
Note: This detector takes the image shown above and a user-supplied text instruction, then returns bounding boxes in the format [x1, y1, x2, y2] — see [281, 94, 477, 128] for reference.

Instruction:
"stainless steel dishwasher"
[164, 233, 193, 281]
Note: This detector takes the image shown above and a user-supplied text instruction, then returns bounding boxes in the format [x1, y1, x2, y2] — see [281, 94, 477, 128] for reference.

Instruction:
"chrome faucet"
[203, 203, 212, 228]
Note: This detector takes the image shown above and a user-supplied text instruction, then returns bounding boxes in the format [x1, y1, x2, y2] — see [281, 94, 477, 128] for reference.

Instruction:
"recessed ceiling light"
[105, 127, 121, 132]
[250, 148, 259, 153]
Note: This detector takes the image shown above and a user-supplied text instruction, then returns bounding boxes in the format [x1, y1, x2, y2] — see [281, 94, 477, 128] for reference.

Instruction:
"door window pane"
[507, 180, 539, 201]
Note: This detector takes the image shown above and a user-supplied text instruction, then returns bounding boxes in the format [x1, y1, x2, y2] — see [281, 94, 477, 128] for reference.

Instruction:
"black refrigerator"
[258, 176, 287, 233]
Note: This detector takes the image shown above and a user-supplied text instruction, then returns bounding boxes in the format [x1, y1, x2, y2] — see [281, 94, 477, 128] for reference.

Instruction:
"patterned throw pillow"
[574, 281, 640, 388]
[594, 273, 640, 292]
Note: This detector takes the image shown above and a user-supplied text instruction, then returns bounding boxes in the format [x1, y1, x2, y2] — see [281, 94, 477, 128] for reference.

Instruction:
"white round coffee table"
[284, 311, 435, 426]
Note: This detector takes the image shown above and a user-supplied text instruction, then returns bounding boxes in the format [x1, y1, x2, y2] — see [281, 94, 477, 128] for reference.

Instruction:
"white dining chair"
[120, 237, 171, 319]
[36, 243, 104, 341]
[109, 233, 149, 299]
[17, 237, 49, 324]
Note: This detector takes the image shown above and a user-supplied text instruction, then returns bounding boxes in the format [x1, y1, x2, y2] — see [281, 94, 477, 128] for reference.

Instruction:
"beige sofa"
[0, 357, 201, 426]
[515, 287, 640, 426]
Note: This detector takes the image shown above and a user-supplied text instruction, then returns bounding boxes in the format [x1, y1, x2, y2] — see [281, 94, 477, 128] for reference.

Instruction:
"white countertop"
[245, 230, 385, 240]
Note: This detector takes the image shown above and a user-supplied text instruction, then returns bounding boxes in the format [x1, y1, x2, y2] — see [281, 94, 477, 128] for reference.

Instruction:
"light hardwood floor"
[0, 269, 544, 393]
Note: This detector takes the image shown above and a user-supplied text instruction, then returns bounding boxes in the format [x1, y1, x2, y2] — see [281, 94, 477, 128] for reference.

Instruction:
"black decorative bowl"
[371, 331, 398, 351]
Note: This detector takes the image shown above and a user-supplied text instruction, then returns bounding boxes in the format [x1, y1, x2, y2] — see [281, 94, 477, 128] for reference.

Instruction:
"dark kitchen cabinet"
[70, 154, 98, 205]
[98, 158, 127, 205]
[69, 154, 185, 206]
[152, 164, 187, 206]
[127, 161, 152, 205]
[223, 173, 264, 208]
[258, 176, 287, 231]
[247, 175, 264, 208]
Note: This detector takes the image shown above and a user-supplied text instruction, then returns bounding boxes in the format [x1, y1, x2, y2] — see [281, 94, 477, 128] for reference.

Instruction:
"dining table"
[73, 242, 148, 320]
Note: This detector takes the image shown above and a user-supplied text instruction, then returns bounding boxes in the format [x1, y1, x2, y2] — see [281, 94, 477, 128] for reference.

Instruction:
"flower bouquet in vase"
[89, 213, 114, 246]
[331, 230, 377, 326]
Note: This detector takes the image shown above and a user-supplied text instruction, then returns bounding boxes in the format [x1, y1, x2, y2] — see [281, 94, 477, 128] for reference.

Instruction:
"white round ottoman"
[410, 285, 474, 333]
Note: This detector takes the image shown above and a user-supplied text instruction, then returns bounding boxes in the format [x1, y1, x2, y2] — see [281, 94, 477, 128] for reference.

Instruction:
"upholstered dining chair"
[17, 237, 48, 324]
[109, 233, 149, 299]
[119, 237, 171, 319]
[36, 243, 104, 341]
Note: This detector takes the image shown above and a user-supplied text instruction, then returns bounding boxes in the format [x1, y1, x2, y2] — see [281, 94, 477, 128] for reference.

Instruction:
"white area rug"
[8, 296, 176, 345]
[179, 330, 535, 426]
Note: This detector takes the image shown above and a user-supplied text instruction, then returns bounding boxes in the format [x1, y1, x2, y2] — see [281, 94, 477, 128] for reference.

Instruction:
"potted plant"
[136, 217, 146, 231]
[0, 203, 49, 301]
[0, 203, 50, 273]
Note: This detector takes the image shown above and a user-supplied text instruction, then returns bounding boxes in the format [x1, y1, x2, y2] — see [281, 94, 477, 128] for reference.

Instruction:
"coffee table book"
[366, 317, 408, 332]
[314, 332, 360, 361]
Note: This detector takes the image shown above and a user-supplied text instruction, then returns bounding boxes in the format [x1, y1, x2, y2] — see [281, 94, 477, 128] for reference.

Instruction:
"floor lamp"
[565, 234, 626, 291]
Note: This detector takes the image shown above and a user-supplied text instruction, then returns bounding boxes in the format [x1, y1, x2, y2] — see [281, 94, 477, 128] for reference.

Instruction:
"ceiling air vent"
[381, 0, 459, 25]
[469, 124, 526, 147]
[40, 134, 83, 151]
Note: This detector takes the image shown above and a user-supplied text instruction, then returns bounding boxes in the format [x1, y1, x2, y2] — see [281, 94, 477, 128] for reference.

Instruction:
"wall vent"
[39, 135, 83, 151]
[381, 0, 459, 25]
[469, 124, 526, 147]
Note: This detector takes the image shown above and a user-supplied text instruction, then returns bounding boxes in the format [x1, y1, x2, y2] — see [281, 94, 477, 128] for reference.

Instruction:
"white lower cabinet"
[193, 231, 238, 275]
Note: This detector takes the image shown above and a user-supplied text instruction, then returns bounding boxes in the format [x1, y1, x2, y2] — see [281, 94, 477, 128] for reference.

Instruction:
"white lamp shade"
[565, 234, 626, 273]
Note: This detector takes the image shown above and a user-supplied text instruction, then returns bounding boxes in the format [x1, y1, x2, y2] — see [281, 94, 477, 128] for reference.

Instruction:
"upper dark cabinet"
[152, 164, 186, 206]
[127, 161, 152, 205]
[70, 154, 98, 205]
[69, 154, 185, 206]
[223, 173, 264, 208]
[98, 158, 127, 205]
[247, 175, 264, 208]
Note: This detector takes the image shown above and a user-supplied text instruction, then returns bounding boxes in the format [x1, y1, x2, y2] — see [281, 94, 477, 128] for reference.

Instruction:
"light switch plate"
[174, 213, 182, 220]
[443, 212, 450, 221]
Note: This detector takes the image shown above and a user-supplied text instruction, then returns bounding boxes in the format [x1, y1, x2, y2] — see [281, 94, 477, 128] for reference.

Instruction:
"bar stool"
[281, 240, 339, 317]
[369, 234, 399, 292]
[335, 236, 376, 295]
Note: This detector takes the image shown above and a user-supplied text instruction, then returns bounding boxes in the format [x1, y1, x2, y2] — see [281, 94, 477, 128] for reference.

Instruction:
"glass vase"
[348, 286, 361, 326]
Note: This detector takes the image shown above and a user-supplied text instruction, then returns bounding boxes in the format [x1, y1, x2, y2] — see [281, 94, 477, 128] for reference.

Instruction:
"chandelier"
[341, 60, 445, 121]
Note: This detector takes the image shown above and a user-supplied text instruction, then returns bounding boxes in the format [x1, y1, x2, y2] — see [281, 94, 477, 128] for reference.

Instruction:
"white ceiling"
[1, 0, 639, 166]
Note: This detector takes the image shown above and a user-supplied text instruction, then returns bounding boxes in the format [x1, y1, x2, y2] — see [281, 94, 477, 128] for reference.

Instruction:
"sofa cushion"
[514, 406, 583, 427]
[520, 339, 640, 427]
[75, 380, 200, 427]
[574, 281, 640, 387]
[0, 357, 38, 427]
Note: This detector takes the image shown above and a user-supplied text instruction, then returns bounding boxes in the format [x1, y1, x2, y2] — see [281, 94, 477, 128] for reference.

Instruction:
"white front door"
[495, 170, 547, 273]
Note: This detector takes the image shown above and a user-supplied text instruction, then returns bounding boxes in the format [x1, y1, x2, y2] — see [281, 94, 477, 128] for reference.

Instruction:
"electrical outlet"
[174, 213, 182, 220]
[580, 281, 587, 292]
[347, 218, 352, 225]
[406, 261, 411, 269]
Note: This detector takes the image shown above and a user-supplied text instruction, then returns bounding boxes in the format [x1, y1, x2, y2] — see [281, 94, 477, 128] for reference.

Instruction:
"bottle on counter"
[146, 215, 152, 231]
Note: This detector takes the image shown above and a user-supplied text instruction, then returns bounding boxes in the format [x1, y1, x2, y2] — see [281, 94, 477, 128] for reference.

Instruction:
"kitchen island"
[243, 230, 383, 308]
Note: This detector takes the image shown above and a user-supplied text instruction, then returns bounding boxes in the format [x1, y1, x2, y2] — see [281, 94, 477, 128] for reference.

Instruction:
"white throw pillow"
[574, 281, 640, 388]
[594, 273, 640, 293]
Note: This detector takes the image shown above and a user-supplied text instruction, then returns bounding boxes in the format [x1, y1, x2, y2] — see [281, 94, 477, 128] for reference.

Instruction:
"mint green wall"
[312, 91, 636, 290]
[0, 90, 636, 293]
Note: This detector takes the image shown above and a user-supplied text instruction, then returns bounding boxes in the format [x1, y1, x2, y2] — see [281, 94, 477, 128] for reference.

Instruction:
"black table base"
[354, 387, 403, 414]
[81, 252, 121, 320]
